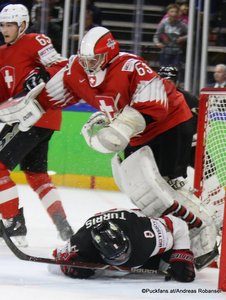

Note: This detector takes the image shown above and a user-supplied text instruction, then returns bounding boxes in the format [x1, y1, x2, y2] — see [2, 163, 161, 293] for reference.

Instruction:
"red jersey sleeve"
[24, 33, 66, 67]
[129, 61, 168, 121]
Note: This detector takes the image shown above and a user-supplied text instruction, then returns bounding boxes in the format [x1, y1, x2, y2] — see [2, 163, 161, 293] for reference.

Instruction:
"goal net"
[194, 88, 226, 291]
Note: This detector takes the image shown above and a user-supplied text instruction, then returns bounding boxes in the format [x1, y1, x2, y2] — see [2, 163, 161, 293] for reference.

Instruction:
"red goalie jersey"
[61, 53, 192, 145]
[0, 33, 67, 130]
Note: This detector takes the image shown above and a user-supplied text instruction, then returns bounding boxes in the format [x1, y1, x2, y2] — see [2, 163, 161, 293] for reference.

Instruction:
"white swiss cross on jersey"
[0, 66, 15, 94]
[97, 96, 116, 120]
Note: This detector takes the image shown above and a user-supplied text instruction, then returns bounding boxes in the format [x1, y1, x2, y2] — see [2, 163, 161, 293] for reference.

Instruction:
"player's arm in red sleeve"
[129, 60, 168, 123]
[27, 33, 67, 67]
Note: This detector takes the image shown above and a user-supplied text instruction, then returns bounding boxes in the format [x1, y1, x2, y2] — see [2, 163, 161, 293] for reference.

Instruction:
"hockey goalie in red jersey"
[45, 27, 219, 268]
[0, 4, 73, 245]
[45, 26, 192, 182]
[52, 209, 195, 283]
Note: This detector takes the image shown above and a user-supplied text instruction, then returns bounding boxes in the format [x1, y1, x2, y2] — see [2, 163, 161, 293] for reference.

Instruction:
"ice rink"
[0, 185, 225, 300]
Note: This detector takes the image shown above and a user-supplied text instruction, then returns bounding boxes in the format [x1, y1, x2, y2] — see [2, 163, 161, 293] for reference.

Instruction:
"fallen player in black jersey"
[53, 209, 195, 282]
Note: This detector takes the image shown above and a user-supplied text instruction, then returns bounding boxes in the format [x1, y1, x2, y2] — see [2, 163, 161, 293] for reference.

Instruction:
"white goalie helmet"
[78, 26, 119, 75]
[0, 4, 30, 32]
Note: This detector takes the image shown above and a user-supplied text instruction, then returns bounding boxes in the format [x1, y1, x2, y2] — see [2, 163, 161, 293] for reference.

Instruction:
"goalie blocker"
[112, 146, 218, 269]
[0, 82, 45, 132]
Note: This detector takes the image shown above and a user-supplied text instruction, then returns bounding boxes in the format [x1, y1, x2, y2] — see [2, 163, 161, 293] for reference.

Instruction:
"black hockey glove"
[53, 246, 95, 279]
[168, 249, 195, 282]
[24, 67, 50, 92]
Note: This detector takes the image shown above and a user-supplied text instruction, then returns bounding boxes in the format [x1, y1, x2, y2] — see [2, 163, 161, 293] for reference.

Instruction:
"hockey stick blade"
[0, 220, 169, 277]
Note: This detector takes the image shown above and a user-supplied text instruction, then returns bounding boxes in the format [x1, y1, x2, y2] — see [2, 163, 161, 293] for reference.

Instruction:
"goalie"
[46, 26, 193, 189]
[53, 209, 196, 283]
[42, 26, 218, 266]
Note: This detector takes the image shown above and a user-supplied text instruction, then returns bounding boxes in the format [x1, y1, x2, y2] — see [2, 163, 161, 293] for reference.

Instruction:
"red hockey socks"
[0, 162, 19, 219]
[25, 171, 66, 221]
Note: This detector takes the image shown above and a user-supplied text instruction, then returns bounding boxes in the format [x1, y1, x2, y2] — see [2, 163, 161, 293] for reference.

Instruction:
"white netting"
[201, 92, 226, 230]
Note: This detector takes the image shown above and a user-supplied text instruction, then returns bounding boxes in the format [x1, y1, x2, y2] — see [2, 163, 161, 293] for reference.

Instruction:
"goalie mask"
[91, 221, 131, 266]
[78, 26, 119, 77]
[0, 4, 29, 37]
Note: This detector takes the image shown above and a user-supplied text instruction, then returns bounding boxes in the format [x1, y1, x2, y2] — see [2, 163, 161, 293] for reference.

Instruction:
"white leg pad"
[112, 146, 174, 217]
[112, 146, 218, 258]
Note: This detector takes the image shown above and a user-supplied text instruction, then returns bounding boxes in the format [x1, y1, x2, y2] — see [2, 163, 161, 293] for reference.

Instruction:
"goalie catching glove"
[0, 82, 45, 132]
[81, 106, 146, 153]
[53, 242, 95, 279]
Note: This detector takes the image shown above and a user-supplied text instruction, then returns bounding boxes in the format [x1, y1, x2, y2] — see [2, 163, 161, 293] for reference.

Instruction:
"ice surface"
[0, 185, 225, 300]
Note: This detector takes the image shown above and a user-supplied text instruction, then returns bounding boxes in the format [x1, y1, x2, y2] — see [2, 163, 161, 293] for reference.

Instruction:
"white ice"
[0, 185, 225, 300]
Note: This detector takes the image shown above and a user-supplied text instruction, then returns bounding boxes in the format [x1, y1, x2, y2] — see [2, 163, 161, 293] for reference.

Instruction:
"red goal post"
[194, 87, 226, 291]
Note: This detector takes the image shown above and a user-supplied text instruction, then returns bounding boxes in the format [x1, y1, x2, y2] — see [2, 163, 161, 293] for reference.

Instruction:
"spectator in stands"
[153, 3, 187, 77]
[159, 0, 189, 26]
[177, 1, 189, 25]
[212, 64, 226, 87]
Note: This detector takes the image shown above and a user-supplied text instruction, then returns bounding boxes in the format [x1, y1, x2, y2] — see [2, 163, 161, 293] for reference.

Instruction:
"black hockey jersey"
[70, 209, 171, 268]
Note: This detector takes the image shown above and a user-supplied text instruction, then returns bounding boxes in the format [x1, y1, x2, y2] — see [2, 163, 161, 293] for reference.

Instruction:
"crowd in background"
[0, 0, 225, 87]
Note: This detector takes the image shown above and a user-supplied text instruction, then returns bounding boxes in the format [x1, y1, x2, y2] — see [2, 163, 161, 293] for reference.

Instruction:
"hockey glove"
[82, 106, 146, 153]
[168, 249, 195, 282]
[53, 243, 95, 279]
[24, 67, 50, 92]
[81, 111, 111, 153]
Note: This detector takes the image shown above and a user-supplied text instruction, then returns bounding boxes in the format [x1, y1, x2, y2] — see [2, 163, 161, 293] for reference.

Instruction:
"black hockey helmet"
[158, 66, 178, 82]
[91, 221, 131, 266]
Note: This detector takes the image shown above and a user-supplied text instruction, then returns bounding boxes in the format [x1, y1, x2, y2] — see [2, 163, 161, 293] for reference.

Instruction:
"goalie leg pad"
[112, 146, 218, 259]
[111, 146, 174, 217]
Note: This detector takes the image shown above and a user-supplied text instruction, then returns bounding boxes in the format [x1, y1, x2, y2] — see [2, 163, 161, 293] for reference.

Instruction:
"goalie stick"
[0, 219, 170, 279]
